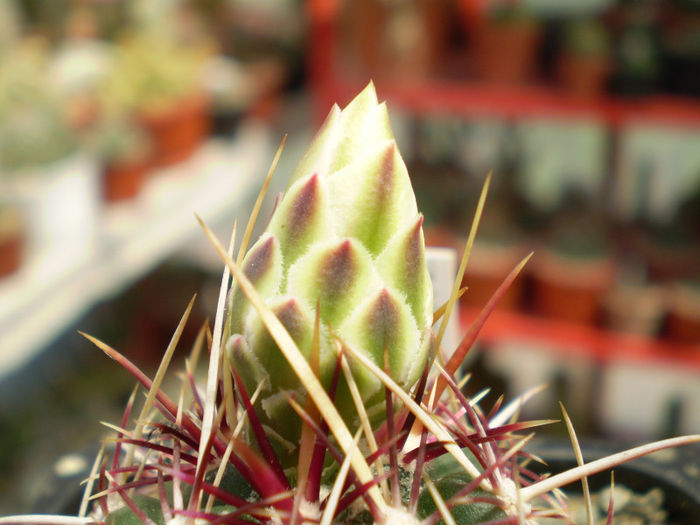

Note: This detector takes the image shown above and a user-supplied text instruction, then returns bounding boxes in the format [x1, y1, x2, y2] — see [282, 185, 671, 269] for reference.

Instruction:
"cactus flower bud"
[226, 83, 433, 442]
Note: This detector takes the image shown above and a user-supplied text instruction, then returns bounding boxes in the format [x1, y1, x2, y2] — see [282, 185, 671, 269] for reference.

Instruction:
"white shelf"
[0, 121, 274, 380]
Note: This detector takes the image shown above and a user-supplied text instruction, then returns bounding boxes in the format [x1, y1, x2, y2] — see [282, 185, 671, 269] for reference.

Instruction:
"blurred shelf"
[308, 3, 700, 129]
[0, 121, 274, 381]
[460, 306, 700, 371]
[308, 6, 700, 374]
[317, 78, 700, 128]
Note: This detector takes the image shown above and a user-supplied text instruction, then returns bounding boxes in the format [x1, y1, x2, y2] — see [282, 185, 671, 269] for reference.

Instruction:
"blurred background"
[0, 0, 699, 514]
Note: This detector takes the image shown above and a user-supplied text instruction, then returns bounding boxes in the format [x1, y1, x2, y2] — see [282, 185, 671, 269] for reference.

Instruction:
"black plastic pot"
[527, 438, 700, 523]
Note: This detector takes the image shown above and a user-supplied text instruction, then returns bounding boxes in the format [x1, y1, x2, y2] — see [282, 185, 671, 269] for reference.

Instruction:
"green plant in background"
[2, 84, 699, 525]
[0, 44, 77, 173]
[99, 30, 208, 116]
[86, 116, 150, 167]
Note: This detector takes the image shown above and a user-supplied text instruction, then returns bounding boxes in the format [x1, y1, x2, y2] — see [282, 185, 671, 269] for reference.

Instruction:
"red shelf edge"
[322, 76, 700, 128]
[459, 306, 700, 371]
[308, 8, 700, 129]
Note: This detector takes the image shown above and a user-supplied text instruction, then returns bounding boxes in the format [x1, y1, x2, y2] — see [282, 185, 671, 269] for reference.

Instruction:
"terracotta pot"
[460, 240, 528, 311]
[531, 249, 615, 325]
[340, 0, 448, 82]
[0, 207, 24, 278]
[139, 93, 210, 167]
[102, 158, 150, 202]
[470, 18, 542, 84]
[557, 54, 611, 97]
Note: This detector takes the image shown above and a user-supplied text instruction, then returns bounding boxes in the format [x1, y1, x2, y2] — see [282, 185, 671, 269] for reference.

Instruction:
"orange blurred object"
[139, 93, 210, 167]
[531, 249, 615, 325]
[460, 241, 528, 311]
[468, 13, 542, 85]
[557, 53, 611, 98]
[102, 159, 151, 202]
[0, 208, 24, 278]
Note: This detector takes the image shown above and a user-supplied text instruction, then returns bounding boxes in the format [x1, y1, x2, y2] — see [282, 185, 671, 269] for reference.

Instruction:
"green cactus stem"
[225, 83, 433, 442]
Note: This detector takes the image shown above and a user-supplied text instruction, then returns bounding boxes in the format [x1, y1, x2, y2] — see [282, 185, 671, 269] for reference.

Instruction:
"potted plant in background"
[462, 0, 543, 85]
[531, 199, 615, 326]
[513, 116, 612, 325]
[87, 115, 152, 203]
[48, 5, 115, 132]
[0, 41, 99, 259]
[557, 18, 612, 98]
[458, 204, 529, 312]
[0, 44, 78, 173]
[2, 84, 699, 524]
[99, 30, 212, 168]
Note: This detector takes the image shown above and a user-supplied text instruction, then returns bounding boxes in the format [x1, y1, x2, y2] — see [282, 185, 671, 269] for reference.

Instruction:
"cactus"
[225, 83, 433, 444]
[2, 84, 699, 525]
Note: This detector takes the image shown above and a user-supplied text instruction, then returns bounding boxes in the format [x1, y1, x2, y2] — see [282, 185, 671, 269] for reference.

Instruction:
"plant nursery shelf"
[319, 78, 700, 128]
[0, 122, 274, 382]
[308, 1, 700, 128]
[460, 306, 700, 371]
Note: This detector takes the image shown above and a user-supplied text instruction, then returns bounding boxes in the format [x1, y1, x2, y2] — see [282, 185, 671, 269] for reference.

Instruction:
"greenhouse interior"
[0, 0, 698, 519]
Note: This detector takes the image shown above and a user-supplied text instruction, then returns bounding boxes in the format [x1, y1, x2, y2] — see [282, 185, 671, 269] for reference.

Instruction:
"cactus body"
[225, 83, 433, 438]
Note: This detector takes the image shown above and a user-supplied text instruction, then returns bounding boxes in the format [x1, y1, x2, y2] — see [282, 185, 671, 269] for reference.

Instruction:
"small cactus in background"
[2, 84, 699, 525]
[225, 83, 433, 443]
[99, 31, 208, 116]
[0, 46, 77, 173]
